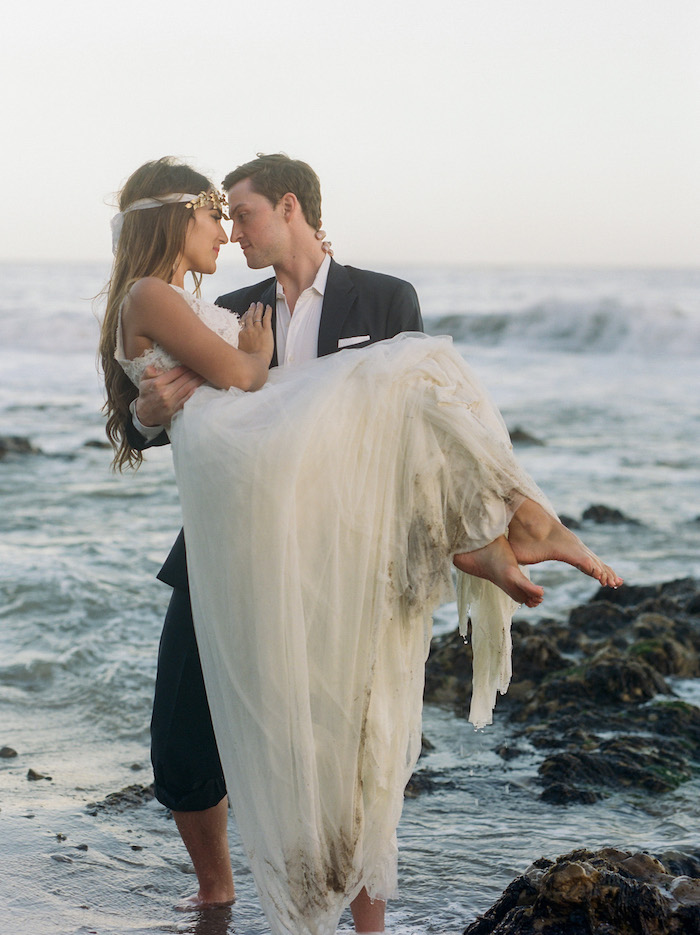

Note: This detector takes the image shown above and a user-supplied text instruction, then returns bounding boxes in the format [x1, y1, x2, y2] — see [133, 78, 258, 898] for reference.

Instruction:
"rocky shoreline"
[424, 572, 700, 931]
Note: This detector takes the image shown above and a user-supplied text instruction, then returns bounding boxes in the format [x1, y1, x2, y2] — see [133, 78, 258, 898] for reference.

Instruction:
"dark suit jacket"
[138, 259, 423, 592]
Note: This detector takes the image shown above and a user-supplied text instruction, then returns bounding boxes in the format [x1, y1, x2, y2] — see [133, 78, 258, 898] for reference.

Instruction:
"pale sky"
[3, 0, 699, 267]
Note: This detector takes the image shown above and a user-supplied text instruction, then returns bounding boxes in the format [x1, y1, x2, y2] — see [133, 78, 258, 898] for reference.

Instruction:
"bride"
[100, 158, 621, 935]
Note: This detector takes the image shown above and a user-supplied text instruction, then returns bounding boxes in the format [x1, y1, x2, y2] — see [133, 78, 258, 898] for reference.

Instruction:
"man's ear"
[279, 192, 298, 220]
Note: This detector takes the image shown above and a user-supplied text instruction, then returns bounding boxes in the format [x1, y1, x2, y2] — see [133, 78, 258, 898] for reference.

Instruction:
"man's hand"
[135, 365, 205, 427]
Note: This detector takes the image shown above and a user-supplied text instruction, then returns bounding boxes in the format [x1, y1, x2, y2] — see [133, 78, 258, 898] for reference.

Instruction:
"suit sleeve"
[386, 279, 423, 337]
[125, 417, 170, 451]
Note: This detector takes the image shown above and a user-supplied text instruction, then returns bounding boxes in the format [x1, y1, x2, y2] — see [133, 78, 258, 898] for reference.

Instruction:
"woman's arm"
[122, 278, 273, 391]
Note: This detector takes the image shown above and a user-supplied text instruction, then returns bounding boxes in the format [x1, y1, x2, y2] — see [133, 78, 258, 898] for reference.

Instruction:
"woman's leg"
[350, 888, 386, 933]
[507, 499, 623, 587]
[453, 499, 622, 605]
[453, 535, 545, 607]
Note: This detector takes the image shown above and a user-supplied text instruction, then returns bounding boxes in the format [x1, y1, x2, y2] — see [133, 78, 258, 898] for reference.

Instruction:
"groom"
[129, 154, 422, 929]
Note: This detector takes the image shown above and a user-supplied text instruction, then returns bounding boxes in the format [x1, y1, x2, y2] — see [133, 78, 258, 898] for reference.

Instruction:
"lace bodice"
[115, 284, 242, 387]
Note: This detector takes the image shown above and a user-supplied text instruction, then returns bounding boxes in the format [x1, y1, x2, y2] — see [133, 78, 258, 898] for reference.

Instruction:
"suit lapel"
[317, 260, 357, 357]
[256, 280, 279, 368]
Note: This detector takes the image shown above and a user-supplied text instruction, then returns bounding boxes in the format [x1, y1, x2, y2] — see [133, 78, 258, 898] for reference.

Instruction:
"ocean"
[1, 261, 699, 934]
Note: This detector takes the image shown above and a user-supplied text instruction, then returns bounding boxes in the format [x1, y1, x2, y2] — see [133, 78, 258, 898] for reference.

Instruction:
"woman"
[100, 158, 621, 935]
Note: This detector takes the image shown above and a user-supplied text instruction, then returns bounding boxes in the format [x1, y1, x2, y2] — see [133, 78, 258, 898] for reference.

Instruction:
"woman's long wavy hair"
[99, 157, 213, 471]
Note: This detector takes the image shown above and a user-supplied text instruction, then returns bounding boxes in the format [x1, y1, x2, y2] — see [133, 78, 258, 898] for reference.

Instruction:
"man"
[129, 154, 422, 931]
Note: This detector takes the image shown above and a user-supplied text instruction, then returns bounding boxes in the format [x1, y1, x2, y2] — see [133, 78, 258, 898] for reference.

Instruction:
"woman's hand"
[238, 302, 274, 366]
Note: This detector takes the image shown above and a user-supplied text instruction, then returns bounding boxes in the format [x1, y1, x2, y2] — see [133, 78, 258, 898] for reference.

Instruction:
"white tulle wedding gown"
[117, 286, 555, 935]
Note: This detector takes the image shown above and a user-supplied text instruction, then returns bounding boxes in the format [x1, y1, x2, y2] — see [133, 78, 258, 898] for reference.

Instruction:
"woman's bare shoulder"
[127, 277, 175, 305]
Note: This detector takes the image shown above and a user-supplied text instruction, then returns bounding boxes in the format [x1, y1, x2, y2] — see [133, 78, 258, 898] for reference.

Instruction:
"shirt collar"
[276, 252, 332, 299]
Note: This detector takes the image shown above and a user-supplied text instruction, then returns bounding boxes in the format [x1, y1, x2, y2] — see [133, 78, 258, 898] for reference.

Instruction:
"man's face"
[227, 178, 287, 269]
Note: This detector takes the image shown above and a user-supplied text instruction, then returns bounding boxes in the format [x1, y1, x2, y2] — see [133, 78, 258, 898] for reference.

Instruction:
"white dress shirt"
[275, 252, 331, 365]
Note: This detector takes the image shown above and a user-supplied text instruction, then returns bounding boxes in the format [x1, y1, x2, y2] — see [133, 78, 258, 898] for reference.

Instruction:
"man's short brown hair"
[223, 154, 322, 230]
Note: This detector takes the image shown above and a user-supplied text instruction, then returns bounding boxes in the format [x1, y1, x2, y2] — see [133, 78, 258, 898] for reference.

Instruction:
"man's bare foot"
[175, 890, 235, 912]
[508, 499, 623, 588]
[453, 535, 545, 607]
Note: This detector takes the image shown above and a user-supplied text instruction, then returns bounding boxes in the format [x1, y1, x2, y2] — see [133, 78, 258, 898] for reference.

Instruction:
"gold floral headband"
[185, 190, 229, 217]
[111, 190, 229, 254]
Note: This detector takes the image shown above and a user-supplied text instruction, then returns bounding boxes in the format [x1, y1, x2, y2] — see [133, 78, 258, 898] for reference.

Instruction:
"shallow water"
[1, 261, 699, 934]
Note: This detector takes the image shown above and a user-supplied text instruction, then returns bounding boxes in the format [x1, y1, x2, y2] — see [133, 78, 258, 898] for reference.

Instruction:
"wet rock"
[87, 783, 155, 813]
[590, 577, 697, 608]
[0, 746, 18, 758]
[83, 439, 111, 449]
[509, 427, 545, 446]
[539, 781, 602, 805]
[463, 846, 700, 934]
[538, 734, 692, 799]
[424, 628, 474, 710]
[27, 768, 52, 781]
[404, 772, 436, 798]
[516, 653, 669, 722]
[566, 599, 632, 641]
[509, 629, 568, 684]
[0, 435, 41, 459]
[623, 700, 700, 755]
[629, 630, 699, 678]
[582, 503, 641, 525]
[495, 744, 525, 761]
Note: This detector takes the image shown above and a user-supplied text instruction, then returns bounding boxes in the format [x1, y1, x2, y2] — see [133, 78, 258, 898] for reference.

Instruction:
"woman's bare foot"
[175, 891, 235, 912]
[453, 535, 545, 607]
[508, 499, 623, 588]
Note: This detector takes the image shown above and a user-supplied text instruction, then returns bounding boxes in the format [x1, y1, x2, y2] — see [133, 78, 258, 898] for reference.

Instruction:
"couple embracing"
[100, 153, 621, 935]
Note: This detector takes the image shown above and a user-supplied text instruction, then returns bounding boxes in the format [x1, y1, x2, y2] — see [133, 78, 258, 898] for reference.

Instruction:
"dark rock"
[582, 504, 641, 525]
[27, 768, 51, 781]
[463, 846, 700, 934]
[539, 781, 603, 805]
[0, 435, 41, 459]
[87, 783, 155, 812]
[83, 439, 111, 449]
[623, 700, 700, 756]
[510, 632, 568, 684]
[538, 734, 692, 798]
[424, 628, 474, 709]
[629, 630, 699, 678]
[404, 772, 436, 798]
[517, 653, 669, 721]
[655, 848, 700, 878]
[509, 427, 545, 446]
[495, 744, 525, 761]
[0, 746, 18, 758]
[567, 600, 632, 640]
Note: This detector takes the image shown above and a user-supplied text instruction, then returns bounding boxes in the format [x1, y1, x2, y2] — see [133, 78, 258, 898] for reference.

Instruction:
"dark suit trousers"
[150, 587, 227, 811]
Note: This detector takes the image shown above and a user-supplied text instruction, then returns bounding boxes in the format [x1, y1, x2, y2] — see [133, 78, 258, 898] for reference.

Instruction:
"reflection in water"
[178, 904, 235, 935]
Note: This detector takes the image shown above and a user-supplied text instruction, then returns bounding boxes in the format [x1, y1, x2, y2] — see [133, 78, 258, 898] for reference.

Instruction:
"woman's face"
[179, 205, 229, 276]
